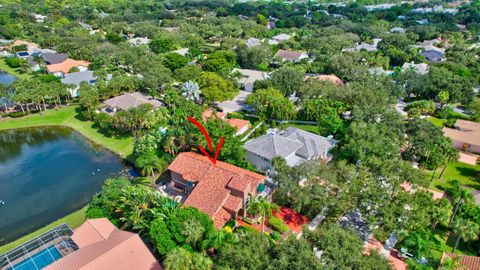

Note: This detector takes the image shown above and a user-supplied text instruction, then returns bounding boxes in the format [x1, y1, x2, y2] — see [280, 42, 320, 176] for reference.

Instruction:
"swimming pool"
[7, 245, 62, 270]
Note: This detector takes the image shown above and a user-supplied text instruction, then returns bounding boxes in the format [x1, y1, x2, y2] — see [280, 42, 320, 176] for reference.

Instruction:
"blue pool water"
[7, 245, 62, 270]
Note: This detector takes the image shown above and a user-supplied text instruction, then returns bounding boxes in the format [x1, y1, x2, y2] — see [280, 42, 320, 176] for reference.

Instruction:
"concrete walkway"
[459, 152, 478, 165]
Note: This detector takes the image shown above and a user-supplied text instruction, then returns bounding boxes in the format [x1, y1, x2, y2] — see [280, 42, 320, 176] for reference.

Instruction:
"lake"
[0, 127, 128, 245]
[0, 73, 15, 85]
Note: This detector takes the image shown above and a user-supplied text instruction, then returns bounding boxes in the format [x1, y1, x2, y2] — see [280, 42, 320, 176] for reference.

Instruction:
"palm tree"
[247, 196, 279, 238]
[131, 176, 155, 187]
[451, 218, 480, 252]
[181, 80, 201, 103]
[135, 153, 164, 178]
[431, 198, 452, 231]
[164, 248, 212, 270]
[201, 228, 237, 254]
[182, 217, 205, 249]
[439, 147, 459, 179]
[447, 180, 473, 227]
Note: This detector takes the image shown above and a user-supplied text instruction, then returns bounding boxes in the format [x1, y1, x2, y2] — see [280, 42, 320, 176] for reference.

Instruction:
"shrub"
[5, 57, 22, 68]
[268, 216, 288, 233]
[225, 219, 236, 228]
[270, 231, 280, 240]
[8, 111, 28, 118]
[85, 206, 106, 219]
[149, 218, 177, 256]
[166, 207, 214, 244]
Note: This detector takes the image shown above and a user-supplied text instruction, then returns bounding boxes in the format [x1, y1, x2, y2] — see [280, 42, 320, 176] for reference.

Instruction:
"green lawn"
[429, 227, 477, 261]
[0, 58, 32, 80]
[0, 206, 87, 254]
[426, 116, 445, 127]
[430, 161, 480, 191]
[0, 106, 134, 159]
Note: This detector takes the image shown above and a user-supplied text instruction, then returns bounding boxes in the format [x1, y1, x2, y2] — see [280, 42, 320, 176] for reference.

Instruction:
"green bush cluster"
[268, 216, 288, 233]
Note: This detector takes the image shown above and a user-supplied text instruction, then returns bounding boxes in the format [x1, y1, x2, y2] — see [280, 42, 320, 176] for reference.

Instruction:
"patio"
[272, 207, 309, 234]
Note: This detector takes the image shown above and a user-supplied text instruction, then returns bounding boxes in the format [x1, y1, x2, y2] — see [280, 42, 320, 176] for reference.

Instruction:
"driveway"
[216, 91, 251, 113]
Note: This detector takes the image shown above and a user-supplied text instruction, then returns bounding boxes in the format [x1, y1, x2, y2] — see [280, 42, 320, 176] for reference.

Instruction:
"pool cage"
[0, 223, 78, 270]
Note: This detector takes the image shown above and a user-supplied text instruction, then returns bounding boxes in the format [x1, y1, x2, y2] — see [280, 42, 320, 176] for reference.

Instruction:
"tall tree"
[247, 196, 279, 238]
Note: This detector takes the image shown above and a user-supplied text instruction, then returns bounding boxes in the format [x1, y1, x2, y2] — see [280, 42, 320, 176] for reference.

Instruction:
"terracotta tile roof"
[46, 218, 162, 270]
[213, 208, 234, 229]
[203, 109, 249, 132]
[46, 58, 90, 74]
[168, 152, 265, 228]
[223, 194, 243, 213]
[202, 109, 226, 120]
[103, 92, 163, 111]
[227, 118, 249, 131]
[443, 127, 480, 147]
[304, 74, 344, 86]
[455, 120, 480, 132]
[442, 253, 480, 270]
[71, 218, 116, 248]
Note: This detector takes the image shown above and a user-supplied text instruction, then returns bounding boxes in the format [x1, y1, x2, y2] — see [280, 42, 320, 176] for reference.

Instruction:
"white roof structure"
[172, 48, 189, 56]
[245, 38, 260, 48]
[233, 68, 269, 86]
[128, 37, 150, 46]
[401, 62, 429, 75]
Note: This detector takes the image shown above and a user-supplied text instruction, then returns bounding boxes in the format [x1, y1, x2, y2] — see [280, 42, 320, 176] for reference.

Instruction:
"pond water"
[0, 127, 129, 245]
[0, 73, 15, 85]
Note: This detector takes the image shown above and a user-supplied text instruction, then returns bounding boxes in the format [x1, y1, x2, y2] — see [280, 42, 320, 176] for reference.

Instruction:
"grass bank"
[430, 161, 480, 191]
[0, 206, 87, 254]
[0, 58, 32, 80]
[0, 106, 134, 159]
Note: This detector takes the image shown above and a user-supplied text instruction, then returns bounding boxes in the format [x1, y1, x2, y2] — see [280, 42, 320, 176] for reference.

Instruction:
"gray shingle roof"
[245, 127, 336, 160]
[61, 70, 96, 87]
[41, 53, 68, 64]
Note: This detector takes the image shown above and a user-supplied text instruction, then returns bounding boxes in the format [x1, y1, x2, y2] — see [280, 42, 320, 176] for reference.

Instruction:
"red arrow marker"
[187, 116, 225, 165]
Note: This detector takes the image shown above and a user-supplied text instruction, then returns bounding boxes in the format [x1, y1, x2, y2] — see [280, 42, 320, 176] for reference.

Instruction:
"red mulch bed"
[272, 207, 309, 234]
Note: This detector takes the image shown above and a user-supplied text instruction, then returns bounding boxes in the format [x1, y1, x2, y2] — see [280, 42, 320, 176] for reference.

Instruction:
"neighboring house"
[78, 22, 92, 31]
[128, 37, 150, 46]
[390, 27, 406, 33]
[274, 49, 309, 62]
[202, 109, 250, 136]
[61, 71, 97, 97]
[41, 52, 68, 65]
[304, 74, 344, 86]
[268, 34, 291, 45]
[416, 19, 429, 25]
[172, 48, 189, 56]
[355, 38, 382, 52]
[233, 68, 269, 92]
[421, 49, 445, 62]
[46, 58, 90, 77]
[167, 152, 267, 228]
[33, 14, 47, 23]
[368, 67, 394, 76]
[102, 92, 162, 115]
[244, 127, 337, 171]
[163, 27, 179, 32]
[440, 253, 480, 270]
[45, 218, 162, 270]
[245, 37, 260, 48]
[8, 40, 40, 54]
[401, 62, 429, 75]
[442, 120, 480, 154]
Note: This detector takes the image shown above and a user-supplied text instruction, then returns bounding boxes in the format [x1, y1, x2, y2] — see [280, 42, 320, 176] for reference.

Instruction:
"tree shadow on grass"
[455, 166, 480, 181]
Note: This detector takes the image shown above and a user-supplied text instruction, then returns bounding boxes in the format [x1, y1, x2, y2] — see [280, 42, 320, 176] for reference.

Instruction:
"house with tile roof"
[401, 62, 429, 75]
[421, 49, 445, 62]
[268, 33, 291, 45]
[244, 127, 337, 171]
[45, 218, 162, 270]
[167, 152, 267, 228]
[440, 253, 480, 270]
[102, 92, 162, 115]
[202, 109, 250, 136]
[61, 71, 97, 97]
[232, 68, 269, 92]
[46, 58, 90, 77]
[442, 120, 480, 154]
[274, 49, 309, 62]
[304, 74, 344, 86]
